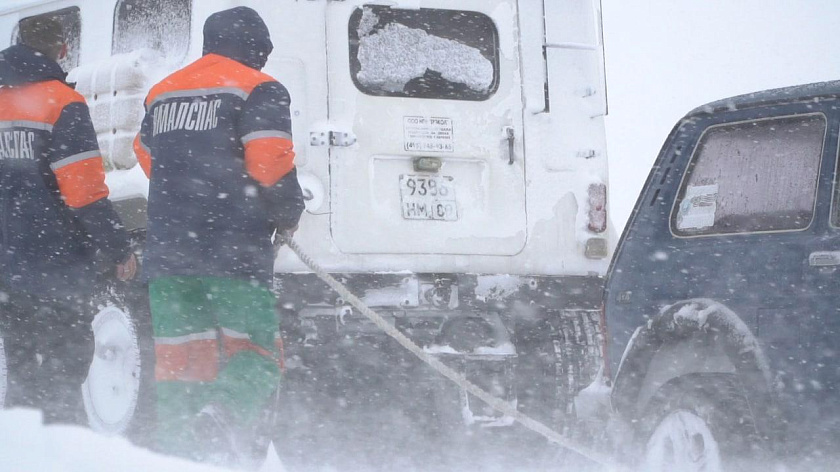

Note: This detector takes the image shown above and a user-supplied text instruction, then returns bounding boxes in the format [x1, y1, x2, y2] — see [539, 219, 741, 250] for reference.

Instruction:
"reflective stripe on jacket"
[135, 52, 304, 284]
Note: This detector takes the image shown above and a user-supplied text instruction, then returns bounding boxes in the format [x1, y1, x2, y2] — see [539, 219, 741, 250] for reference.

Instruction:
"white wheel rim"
[643, 410, 723, 472]
[82, 305, 141, 434]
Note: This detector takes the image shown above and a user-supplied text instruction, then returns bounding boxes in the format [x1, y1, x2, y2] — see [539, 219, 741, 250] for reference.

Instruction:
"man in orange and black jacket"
[0, 17, 136, 424]
[134, 6, 304, 465]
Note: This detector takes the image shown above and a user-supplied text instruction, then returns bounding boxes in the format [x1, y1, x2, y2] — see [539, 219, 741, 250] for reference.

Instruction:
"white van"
[0, 0, 612, 438]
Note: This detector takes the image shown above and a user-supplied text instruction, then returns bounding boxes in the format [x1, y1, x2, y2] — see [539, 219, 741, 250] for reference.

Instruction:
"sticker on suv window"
[676, 184, 718, 231]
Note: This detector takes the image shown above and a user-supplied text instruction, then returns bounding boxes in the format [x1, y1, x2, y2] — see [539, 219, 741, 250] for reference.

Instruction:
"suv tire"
[640, 373, 761, 471]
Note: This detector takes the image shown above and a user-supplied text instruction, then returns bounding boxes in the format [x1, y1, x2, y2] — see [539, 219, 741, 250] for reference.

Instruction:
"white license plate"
[399, 174, 458, 221]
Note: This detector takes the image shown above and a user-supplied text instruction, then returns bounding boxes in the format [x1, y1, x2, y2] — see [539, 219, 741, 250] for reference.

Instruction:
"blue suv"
[606, 81, 840, 469]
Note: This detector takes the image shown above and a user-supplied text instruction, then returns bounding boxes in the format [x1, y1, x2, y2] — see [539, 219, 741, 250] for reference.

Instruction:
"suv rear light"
[587, 183, 607, 233]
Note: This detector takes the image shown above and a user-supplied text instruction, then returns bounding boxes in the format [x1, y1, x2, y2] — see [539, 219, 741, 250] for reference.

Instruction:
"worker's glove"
[116, 253, 138, 281]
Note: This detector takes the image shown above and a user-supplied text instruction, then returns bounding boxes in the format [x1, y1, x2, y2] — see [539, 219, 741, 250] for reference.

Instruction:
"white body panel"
[0, 0, 612, 278]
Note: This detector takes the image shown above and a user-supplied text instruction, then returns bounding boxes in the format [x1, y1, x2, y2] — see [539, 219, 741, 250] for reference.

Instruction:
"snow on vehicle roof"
[0, 0, 51, 15]
[686, 79, 840, 118]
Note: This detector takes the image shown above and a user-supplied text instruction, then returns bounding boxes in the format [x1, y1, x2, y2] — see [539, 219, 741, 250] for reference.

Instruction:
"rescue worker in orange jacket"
[134, 7, 304, 466]
[0, 17, 136, 424]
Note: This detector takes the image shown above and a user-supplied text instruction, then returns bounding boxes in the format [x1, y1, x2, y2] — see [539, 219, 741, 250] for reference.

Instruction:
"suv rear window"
[672, 114, 825, 236]
[112, 0, 190, 63]
[348, 5, 500, 101]
[15, 7, 81, 72]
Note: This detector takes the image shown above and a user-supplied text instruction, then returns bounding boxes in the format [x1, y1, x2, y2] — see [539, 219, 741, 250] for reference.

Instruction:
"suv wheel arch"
[612, 299, 777, 437]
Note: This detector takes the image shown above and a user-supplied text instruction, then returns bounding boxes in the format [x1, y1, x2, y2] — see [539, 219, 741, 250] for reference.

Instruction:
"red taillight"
[588, 183, 607, 233]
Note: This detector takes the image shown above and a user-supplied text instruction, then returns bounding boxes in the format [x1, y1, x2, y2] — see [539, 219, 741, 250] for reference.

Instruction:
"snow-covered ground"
[5, 401, 840, 472]
[0, 404, 607, 472]
[0, 409, 247, 472]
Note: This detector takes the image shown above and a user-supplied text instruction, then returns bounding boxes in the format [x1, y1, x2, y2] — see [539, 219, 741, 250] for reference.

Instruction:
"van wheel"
[640, 374, 760, 472]
[82, 285, 154, 442]
[516, 310, 603, 428]
[515, 319, 571, 425]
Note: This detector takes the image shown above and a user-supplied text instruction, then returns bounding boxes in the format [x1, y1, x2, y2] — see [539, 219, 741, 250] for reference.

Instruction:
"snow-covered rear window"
[673, 114, 825, 236]
[112, 0, 190, 64]
[349, 6, 499, 101]
[15, 7, 81, 73]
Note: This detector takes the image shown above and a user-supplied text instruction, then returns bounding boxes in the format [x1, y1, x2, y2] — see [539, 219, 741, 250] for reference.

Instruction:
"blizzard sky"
[601, 0, 840, 230]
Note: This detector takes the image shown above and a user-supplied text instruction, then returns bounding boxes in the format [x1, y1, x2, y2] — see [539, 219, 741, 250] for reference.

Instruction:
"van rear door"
[325, 1, 526, 256]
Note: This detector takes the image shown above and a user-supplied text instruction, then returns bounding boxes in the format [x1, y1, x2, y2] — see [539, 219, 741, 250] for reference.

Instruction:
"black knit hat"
[203, 7, 273, 71]
[18, 15, 64, 60]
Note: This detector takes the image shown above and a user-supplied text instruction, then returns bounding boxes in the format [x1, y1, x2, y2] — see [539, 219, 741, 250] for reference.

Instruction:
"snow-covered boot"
[195, 403, 249, 468]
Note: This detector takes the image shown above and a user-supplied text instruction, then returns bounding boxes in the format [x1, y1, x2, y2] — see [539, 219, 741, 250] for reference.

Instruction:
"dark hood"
[203, 7, 273, 71]
[0, 44, 66, 87]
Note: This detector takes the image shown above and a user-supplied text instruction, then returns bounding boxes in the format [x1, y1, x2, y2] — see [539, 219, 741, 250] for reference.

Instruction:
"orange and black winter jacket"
[0, 45, 130, 296]
[135, 10, 303, 284]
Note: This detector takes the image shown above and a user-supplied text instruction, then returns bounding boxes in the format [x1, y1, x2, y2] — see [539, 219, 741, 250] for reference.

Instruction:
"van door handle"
[505, 126, 515, 165]
[809, 251, 840, 267]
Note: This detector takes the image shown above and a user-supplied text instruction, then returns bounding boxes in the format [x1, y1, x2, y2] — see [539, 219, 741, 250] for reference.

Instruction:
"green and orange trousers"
[149, 276, 282, 458]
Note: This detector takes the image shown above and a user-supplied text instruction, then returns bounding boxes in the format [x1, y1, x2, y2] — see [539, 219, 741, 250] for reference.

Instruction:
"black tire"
[515, 319, 569, 426]
[639, 373, 762, 472]
[515, 310, 604, 431]
[82, 282, 155, 444]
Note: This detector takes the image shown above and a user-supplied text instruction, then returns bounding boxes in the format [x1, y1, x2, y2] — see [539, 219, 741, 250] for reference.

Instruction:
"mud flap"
[431, 353, 518, 429]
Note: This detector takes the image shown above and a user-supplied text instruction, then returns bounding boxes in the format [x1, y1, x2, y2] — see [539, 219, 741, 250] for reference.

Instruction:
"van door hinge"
[310, 130, 357, 147]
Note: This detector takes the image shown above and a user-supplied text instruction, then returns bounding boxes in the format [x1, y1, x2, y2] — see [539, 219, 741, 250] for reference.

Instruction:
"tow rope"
[279, 234, 625, 471]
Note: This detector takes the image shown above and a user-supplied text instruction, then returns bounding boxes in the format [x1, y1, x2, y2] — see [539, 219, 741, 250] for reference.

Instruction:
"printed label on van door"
[676, 184, 718, 230]
[403, 116, 454, 153]
[399, 174, 458, 221]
